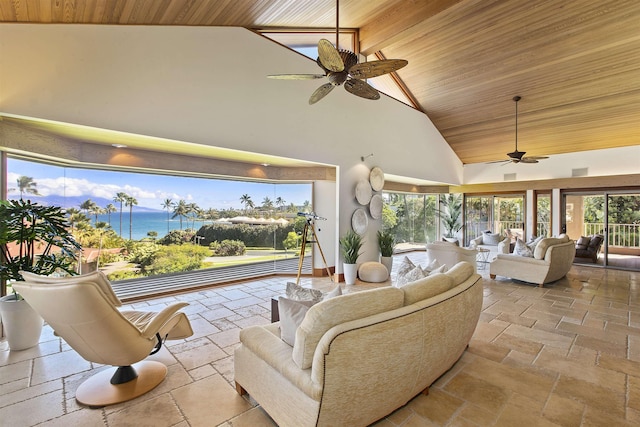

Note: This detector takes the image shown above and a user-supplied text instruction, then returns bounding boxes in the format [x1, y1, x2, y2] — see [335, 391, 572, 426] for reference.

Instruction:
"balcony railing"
[584, 223, 640, 248]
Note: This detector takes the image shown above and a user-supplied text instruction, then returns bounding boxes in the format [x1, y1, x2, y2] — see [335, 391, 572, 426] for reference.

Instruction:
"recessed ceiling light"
[112, 143, 127, 148]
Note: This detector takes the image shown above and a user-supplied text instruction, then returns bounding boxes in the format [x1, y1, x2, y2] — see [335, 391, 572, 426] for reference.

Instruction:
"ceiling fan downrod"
[513, 95, 521, 152]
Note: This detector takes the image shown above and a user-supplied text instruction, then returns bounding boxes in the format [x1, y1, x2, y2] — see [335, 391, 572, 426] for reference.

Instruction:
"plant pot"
[380, 256, 393, 275]
[343, 263, 358, 285]
[0, 295, 43, 351]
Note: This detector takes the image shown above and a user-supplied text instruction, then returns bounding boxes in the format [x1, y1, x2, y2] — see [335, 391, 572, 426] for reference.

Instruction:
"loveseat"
[469, 231, 511, 260]
[489, 234, 575, 287]
[426, 241, 478, 272]
[574, 234, 604, 263]
[234, 262, 482, 427]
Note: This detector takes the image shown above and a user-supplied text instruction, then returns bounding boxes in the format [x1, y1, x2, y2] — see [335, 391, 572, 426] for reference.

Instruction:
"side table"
[476, 247, 491, 270]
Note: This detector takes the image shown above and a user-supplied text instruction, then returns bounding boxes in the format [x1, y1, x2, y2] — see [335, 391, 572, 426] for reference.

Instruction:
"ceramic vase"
[0, 295, 43, 351]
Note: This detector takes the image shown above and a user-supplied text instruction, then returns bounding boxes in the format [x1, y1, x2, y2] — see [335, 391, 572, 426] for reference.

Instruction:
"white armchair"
[426, 241, 478, 272]
[469, 232, 511, 260]
[13, 271, 193, 407]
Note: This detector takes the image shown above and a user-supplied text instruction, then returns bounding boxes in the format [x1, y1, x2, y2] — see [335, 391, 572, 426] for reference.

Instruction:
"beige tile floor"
[1, 254, 639, 426]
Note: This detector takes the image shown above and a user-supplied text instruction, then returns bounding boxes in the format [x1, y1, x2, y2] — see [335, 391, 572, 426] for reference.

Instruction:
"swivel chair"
[14, 271, 193, 407]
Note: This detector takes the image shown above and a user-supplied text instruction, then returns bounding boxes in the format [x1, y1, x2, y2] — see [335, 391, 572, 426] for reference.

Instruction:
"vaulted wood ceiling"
[1, 0, 638, 165]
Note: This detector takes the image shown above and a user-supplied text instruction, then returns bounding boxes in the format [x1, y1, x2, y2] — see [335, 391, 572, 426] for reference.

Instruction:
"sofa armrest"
[497, 237, 512, 254]
[470, 235, 483, 248]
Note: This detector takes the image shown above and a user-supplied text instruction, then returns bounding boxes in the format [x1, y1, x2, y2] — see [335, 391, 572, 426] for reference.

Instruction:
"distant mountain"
[11, 195, 162, 213]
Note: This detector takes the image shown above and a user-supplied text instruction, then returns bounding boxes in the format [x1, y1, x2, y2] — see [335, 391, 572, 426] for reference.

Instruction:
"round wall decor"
[369, 194, 383, 219]
[369, 166, 385, 191]
[351, 208, 368, 235]
[355, 179, 373, 205]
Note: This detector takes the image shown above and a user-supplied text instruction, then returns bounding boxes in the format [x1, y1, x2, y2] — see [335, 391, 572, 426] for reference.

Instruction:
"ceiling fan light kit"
[267, 0, 408, 105]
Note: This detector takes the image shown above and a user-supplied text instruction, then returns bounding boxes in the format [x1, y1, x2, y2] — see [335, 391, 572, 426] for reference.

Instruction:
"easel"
[296, 213, 334, 284]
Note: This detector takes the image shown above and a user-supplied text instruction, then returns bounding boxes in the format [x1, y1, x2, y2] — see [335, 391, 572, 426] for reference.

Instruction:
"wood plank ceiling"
[1, 0, 638, 165]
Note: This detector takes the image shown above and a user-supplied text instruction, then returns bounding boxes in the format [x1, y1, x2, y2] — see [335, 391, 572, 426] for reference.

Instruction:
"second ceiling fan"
[268, 0, 408, 105]
[491, 96, 549, 164]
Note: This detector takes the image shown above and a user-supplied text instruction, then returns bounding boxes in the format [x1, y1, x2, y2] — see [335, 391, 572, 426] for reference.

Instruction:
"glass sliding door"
[464, 194, 525, 245]
[563, 191, 640, 270]
[535, 192, 552, 238]
[464, 196, 491, 246]
[382, 192, 437, 246]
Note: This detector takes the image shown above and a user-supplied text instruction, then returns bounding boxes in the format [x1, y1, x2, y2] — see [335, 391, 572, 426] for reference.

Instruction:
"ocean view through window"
[6, 157, 313, 285]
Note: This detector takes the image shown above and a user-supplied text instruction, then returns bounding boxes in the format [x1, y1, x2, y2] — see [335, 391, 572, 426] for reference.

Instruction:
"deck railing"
[584, 223, 640, 248]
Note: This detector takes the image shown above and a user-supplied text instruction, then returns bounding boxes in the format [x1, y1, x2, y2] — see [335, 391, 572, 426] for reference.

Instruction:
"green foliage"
[377, 230, 395, 257]
[438, 194, 464, 238]
[384, 193, 437, 244]
[209, 239, 246, 256]
[196, 223, 294, 250]
[106, 269, 142, 281]
[381, 203, 397, 230]
[158, 229, 196, 245]
[98, 250, 124, 265]
[282, 231, 300, 251]
[146, 244, 209, 275]
[0, 199, 81, 283]
[339, 230, 364, 264]
[127, 242, 159, 269]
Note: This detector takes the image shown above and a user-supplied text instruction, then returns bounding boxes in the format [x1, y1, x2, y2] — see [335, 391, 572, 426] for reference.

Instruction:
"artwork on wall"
[351, 166, 385, 234]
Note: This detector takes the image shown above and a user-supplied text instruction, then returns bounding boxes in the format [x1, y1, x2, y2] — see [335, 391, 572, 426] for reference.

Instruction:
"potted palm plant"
[437, 194, 464, 244]
[339, 230, 363, 285]
[0, 199, 81, 350]
[377, 230, 395, 274]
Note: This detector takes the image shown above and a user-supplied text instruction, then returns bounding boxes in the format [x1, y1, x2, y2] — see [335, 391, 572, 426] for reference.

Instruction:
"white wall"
[0, 24, 463, 270]
[463, 146, 640, 184]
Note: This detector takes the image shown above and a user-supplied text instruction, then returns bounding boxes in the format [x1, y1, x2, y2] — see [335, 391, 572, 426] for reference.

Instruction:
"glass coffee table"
[476, 247, 491, 270]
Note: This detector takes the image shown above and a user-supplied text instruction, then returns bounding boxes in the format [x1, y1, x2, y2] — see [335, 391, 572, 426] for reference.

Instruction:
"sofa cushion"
[589, 234, 603, 249]
[292, 287, 404, 369]
[358, 261, 389, 283]
[429, 264, 448, 275]
[483, 233, 502, 245]
[444, 261, 474, 286]
[286, 282, 324, 304]
[533, 237, 566, 260]
[576, 236, 590, 250]
[279, 297, 315, 346]
[323, 284, 342, 299]
[401, 273, 454, 305]
[514, 238, 534, 257]
[422, 258, 441, 273]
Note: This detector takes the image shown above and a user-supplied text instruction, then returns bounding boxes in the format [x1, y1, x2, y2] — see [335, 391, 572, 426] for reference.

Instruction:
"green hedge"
[196, 223, 294, 250]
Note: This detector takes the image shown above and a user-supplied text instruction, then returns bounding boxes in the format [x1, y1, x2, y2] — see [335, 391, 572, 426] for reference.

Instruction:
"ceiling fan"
[490, 96, 549, 164]
[267, 0, 408, 105]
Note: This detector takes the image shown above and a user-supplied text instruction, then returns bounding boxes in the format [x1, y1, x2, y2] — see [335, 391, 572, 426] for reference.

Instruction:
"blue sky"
[7, 158, 311, 211]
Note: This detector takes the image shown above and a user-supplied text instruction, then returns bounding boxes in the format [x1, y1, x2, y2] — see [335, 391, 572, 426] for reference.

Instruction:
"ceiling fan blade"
[519, 157, 539, 164]
[317, 39, 344, 72]
[524, 156, 549, 160]
[267, 74, 325, 80]
[309, 83, 335, 105]
[349, 59, 408, 79]
[344, 79, 380, 100]
[485, 159, 512, 164]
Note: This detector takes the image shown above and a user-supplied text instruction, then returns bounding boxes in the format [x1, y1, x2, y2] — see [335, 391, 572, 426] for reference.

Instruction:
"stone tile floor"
[1, 253, 639, 426]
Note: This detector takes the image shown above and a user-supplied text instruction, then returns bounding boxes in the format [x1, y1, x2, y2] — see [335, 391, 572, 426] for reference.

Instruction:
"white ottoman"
[358, 261, 389, 283]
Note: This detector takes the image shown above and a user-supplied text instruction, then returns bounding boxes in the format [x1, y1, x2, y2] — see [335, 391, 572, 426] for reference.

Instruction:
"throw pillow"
[421, 258, 440, 274]
[397, 256, 415, 278]
[286, 282, 324, 304]
[278, 297, 315, 346]
[576, 236, 590, 250]
[323, 284, 342, 300]
[396, 265, 426, 287]
[428, 264, 448, 275]
[514, 238, 533, 257]
[482, 233, 502, 246]
[527, 236, 543, 252]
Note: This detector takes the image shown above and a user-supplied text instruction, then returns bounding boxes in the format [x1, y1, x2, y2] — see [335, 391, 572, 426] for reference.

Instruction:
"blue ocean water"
[95, 211, 214, 240]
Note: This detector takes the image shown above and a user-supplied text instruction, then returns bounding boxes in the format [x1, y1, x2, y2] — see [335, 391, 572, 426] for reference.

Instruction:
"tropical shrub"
[209, 239, 246, 256]
[197, 223, 293, 249]
[146, 244, 210, 275]
[283, 231, 300, 251]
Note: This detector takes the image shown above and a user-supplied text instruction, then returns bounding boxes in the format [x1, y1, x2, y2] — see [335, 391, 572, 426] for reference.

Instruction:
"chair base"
[76, 361, 167, 407]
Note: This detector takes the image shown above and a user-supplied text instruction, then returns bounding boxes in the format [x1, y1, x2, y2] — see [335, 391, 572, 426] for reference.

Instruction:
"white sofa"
[234, 262, 482, 427]
[489, 235, 575, 287]
[469, 232, 511, 260]
[426, 241, 478, 272]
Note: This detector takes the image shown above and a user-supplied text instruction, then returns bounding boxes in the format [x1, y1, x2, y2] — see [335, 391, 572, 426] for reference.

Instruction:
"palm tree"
[276, 196, 286, 212]
[124, 195, 138, 240]
[105, 203, 117, 226]
[79, 199, 97, 218]
[240, 194, 254, 215]
[14, 176, 40, 199]
[262, 197, 274, 210]
[113, 192, 128, 237]
[89, 205, 104, 224]
[172, 200, 188, 230]
[66, 208, 88, 232]
[161, 198, 174, 233]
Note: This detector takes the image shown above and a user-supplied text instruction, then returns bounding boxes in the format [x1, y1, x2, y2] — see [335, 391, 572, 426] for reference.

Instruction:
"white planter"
[343, 263, 358, 285]
[380, 256, 393, 275]
[0, 295, 43, 351]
